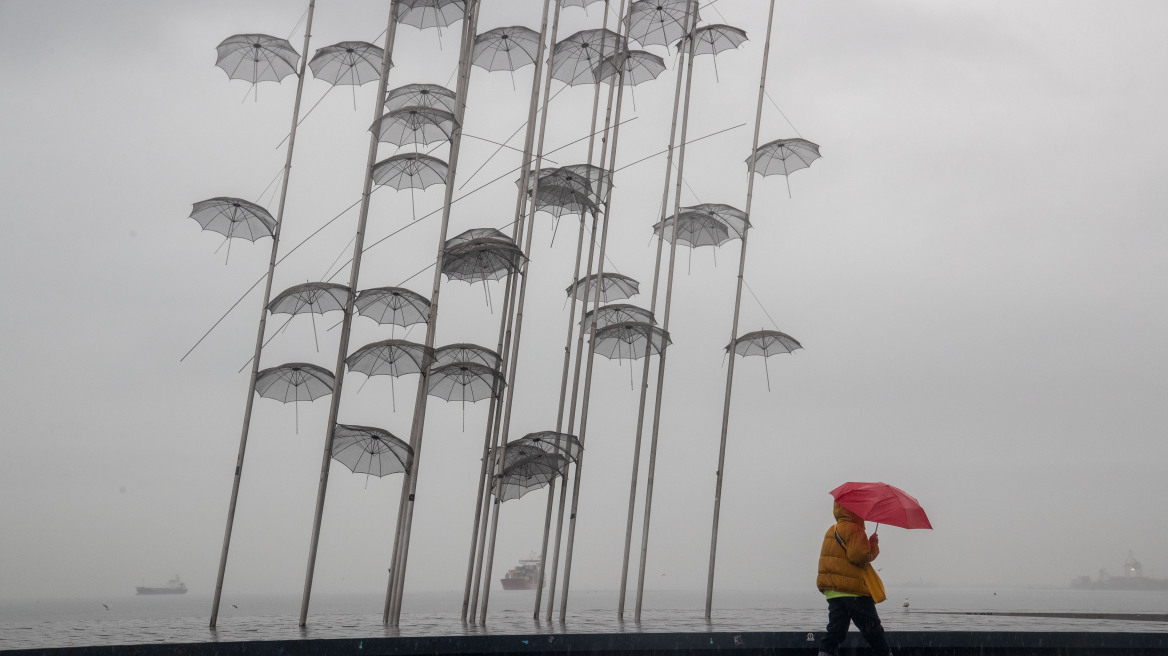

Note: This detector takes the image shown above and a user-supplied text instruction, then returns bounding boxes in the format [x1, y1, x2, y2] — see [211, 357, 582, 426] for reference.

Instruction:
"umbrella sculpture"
[371, 106, 458, 147]
[624, 0, 699, 48]
[267, 282, 352, 352]
[372, 152, 450, 221]
[593, 49, 666, 86]
[592, 321, 671, 361]
[214, 34, 300, 89]
[677, 24, 747, 82]
[472, 27, 542, 85]
[546, 164, 612, 204]
[428, 362, 507, 430]
[395, 0, 466, 30]
[442, 238, 528, 315]
[354, 286, 430, 333]
[254, 362, 335, 432]
[345, 339, 432, 410]
[582, 303, 655, 329]
[531, 182, 598, 220]
[560, 0, 604, 7]
[830, 482, 933, 531]
[331, 424, 413, 477]
[550, 28, 625, 86]
[385, 83, 458, 114]
[567, 272, 640, 304]
[683, 202, 749, 238]
[726, 329, 802, 391]
[434, 343, 502, 369]
[309, 41, 386, 86]
[747, 137, 823, 196]
[513, 431, 583, 463]
[447, 227, 513, 248]
[188, 197, 277, 263]
[653, 211, 733, 248]
[493, 444, 571, 502]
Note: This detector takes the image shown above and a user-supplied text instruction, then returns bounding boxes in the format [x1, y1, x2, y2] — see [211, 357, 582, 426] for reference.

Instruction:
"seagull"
[232, 604, 238, 609]
[101, 604, 110, 610]
[902, 597, 909, 609]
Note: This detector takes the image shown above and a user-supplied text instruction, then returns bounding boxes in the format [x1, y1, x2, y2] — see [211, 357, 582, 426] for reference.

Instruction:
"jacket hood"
[834, 502, 865, 527]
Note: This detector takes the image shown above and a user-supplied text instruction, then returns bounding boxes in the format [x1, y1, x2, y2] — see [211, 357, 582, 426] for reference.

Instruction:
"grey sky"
[1, 0, 1166, 606]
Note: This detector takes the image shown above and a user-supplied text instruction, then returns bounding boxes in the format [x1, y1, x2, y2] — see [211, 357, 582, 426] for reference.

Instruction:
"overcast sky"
[1, 0, 1166, 609]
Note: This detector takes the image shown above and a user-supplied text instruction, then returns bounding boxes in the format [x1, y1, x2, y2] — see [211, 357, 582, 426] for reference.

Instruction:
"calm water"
[2, 588, 1167, 651]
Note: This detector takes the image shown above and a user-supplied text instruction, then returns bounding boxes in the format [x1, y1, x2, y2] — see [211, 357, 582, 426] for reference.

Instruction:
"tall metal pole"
[540, 0, 615, 622]
[705, 0, 778, 620]
[478, 0, 559, 623]
[298, 0, 398, 628]
[387, 0, 480, 625]
[210, 2, 318, 629]
[633, 1, 701, 620]
[615, 1, 695, 619]
[558, 0, 632, 621]
[210, 0, 316, 629]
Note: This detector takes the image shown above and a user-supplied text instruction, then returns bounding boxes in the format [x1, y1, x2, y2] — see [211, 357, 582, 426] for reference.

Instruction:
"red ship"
[500, 557, 543, 590]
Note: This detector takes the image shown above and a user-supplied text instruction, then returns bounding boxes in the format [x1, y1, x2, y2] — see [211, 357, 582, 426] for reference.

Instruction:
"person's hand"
[869, 533, 879, 546]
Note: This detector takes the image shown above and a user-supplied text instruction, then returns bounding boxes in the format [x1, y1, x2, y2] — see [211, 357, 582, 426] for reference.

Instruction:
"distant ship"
[136, 575, 188, 595]
[1072, 553, 1168, 591]
[500, 557, 543, 590]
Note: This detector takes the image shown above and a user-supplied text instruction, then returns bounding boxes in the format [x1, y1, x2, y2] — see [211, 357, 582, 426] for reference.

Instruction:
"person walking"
[816, 502, 892, 656]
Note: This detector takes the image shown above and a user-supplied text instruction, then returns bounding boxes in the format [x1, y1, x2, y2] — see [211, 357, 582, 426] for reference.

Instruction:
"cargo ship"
[136, 575, 188, 595]
[1072, 553, 1168, 591]
[500, 557, 543, 590]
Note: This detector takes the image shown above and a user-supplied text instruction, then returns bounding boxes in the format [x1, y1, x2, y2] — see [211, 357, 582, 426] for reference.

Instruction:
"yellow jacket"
[816, 503, 880, 596]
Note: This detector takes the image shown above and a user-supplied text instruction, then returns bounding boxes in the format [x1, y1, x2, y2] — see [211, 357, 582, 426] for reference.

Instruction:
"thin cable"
[764, 90, 802, 137]
[742, 277, 782, 332]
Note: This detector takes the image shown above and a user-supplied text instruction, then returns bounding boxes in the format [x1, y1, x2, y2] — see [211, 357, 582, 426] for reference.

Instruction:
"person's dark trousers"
[819, 596, 892, 656]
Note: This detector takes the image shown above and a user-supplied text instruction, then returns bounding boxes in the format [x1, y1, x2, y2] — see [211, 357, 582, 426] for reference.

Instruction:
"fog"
[1, 0, 1166, 607]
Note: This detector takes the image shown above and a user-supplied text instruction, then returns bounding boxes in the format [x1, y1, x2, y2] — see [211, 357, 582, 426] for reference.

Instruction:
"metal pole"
[478, 0, 558, 623]
[210, 0, 316, 629]
[387, 0, 480, 624]
[298, 0, 397, 628]
[705, 0, 778, 620]
[615, 1, 694, 619]
[633, 1, 701, 620]
[541, 1, 614, 621]
[558, 0, 632, 621]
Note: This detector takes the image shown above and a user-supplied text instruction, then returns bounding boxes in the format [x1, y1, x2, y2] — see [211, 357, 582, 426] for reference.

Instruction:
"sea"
[2, 588, 1167, 651]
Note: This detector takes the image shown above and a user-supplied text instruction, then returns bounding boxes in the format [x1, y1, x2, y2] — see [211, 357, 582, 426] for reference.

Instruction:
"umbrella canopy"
[567, 272, 640, 303]
[653, 212, 733, 248]
[728, 330, 802, 357]
[683, 202, 749, 238]
[428, 362, 507, 402]
[592, 321, 671, 360]
[434, 343, 502, 369]
[511, 431, 582, 464]
[354, 286, 430, 327]
[472, 26, 542, 72]
[582, 303, 655, 329]
[189, 197, 277, 242]
[748, 138, 822, 177]
[345, 339, 431, 378]
[532, 182, 597, 218]
[522, 165, 611, 204]
[331, 424, 413, 476]
[214, 34, 300, 84]
[372, 153, 449, 190]
[267, 282, 352, 315]
[560, 0, 604, 6]
[678, 24, 748, 56]
[493, 445, 570, 502]
[830, 482, 933, 530]
[593, 49, 666, 86]
[395, 0, 466, 30]
[254, 363, 335, 402]
[551, 28, 625, 86]
[370, 106, 458, 147]
[308, 41, 386, 86]
[442, 240, 527, 283]
[446, 227, 514, 248]
[625, 0, 699, 48]
[385, 83, 458, 114]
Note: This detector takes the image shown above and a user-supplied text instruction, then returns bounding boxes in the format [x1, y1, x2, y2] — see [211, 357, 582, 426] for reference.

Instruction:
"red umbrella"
[830, 482, 932, 531]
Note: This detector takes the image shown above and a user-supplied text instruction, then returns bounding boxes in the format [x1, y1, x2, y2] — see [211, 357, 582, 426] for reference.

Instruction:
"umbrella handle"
[874, 523, 879, 535]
